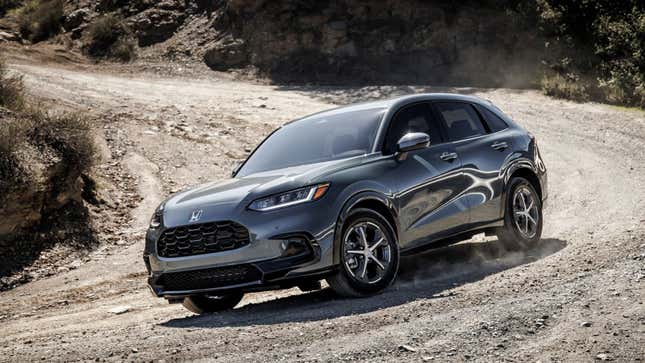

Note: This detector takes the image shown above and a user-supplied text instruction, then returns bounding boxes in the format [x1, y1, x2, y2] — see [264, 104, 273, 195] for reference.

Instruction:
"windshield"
[237, 108, 385, 177]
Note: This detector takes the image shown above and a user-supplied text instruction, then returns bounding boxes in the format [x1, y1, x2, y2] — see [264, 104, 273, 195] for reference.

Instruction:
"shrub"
[535, 0, 645, 107]
[0, 52, 95, 195]
[29, 109, 96, 172]
[540, 73, 590, 102]
[16, 0, 64, 42]
[0, 58, 25, 111]
[85, 14, 136, 61]
[0, 0, 23, 16]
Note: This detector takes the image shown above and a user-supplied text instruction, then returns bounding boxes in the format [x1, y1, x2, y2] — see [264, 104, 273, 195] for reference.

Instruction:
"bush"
[29, 109, 96, 171]
[535, 0, 645, 107]
[85, 14, 136, 61]
[540, 73, 590, 102]
[0, 58, 25, 111]
[0, 0, 23, 16]
[0, 52, 95, 195]
[16, 0, 63, 42]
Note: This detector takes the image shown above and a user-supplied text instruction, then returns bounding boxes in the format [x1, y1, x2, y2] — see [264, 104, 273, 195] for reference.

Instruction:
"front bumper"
[145, 240, 335, 297]
[143, 200, 339, 298]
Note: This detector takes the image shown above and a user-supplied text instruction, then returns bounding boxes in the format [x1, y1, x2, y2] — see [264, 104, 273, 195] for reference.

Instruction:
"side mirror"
[397, 132, 430, 153]
[231, 162, 242, 177]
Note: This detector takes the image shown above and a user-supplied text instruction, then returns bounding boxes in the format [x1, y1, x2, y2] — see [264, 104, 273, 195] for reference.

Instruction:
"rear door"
[433, 101, 513, 227]
[384, 102, 469, 250]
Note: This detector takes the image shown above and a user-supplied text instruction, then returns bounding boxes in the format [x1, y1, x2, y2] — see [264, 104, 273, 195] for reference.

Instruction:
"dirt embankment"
[0, 58, 642, 362]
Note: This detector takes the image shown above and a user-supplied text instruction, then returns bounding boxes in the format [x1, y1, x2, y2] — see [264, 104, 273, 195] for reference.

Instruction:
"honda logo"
[189, 209, 203, 223]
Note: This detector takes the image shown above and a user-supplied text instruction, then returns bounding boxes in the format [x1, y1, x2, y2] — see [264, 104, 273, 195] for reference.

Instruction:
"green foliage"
[85, 14, 136, 62]
[16, 0, 63, 42]
[536, 0, 645, 107]
[0, 0, 23, 16]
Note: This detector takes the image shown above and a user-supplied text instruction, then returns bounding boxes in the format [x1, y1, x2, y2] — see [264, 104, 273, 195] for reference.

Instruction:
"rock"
[581, 321, 592, 327]
[399, 345, 417, 352]
[64, 8, 91, 30]
[335, 41, 357, 57]
[0, 31, 21, 43]
[203, 36, 248, 70]
[130, 8, 187, 46]
[108, 306, 131, 314]
[596, 353, 612, 361]
[227, 0, 266, 13]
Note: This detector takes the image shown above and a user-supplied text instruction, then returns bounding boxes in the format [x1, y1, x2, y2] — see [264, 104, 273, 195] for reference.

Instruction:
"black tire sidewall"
[503, 177, 543, 245]
[338, 209, 399, 295]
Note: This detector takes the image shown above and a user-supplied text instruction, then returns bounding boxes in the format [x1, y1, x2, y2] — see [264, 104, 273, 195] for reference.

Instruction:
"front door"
[382, 102, 468, 250]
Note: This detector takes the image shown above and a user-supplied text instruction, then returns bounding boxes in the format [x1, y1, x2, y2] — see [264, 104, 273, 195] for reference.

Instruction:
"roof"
[286, 93, 489, 125]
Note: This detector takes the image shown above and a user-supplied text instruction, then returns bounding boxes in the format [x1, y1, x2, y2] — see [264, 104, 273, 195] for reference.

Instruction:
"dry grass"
[0, 58, 25, 110]
[85, 14, 136, 62]
[540, 73, 591, 103]
[16, 0, 63, 42]
[0, 55, 95, 196]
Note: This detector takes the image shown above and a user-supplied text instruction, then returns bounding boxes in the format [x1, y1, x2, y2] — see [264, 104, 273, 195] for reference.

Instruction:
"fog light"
[280, 237, 309, 257]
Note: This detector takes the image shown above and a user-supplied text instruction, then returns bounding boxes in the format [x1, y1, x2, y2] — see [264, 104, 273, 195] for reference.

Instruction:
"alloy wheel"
[512, 186, 539, 238]
[342, 221, 392, 284]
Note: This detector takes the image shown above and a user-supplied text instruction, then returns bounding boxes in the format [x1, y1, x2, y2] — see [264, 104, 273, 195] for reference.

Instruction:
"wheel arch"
[332, 192, 398, 264]
[507, 166, 543, 201]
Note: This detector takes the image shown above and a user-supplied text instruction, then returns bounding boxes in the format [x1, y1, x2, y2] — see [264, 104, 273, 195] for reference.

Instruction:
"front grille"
[157, 221, 250, 258]
[159, 264, 261, 291]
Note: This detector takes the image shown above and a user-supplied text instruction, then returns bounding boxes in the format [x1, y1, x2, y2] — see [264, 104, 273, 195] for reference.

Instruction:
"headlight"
[149, 203, 164, 229]
[248, 183, 330, 211]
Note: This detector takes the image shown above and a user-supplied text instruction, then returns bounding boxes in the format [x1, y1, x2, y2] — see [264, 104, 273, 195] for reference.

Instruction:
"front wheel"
[182, 292, 244, 314]
[327, 208, 399, 297]
[496, 177, 543, 246]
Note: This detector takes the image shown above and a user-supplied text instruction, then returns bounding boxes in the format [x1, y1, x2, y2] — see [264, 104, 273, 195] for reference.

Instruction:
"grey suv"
[143, 93, 547, 314]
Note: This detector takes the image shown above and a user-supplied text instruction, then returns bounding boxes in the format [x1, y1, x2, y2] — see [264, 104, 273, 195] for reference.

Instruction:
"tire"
[326, 208, 399, 297]
[182, 292, 244, 314]
[496, 177, 543, 247]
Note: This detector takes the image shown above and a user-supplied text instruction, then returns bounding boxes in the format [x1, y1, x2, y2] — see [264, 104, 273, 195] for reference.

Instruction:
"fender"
[499, 157, 543, 219]
[332, 191, 398, 265]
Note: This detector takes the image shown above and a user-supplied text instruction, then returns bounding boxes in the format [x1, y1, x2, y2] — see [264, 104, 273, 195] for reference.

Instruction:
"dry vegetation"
[84, 14, 136, 62]
[15, 0, 63, 42]
[0, 54, 94, 207]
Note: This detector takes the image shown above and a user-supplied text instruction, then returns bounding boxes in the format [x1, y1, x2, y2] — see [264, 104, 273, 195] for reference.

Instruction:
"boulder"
[203, 36, 248, 70]
[130, 8, 187, 46]
[63, 8, 91, 31]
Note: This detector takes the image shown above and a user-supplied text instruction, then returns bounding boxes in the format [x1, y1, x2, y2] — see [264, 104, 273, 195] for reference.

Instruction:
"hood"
[161, 156, 365, 227]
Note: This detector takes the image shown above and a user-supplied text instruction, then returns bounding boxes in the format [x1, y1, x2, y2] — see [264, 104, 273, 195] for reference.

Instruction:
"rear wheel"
[327, 208, 399, 297]
[182, 292, 244, 314]
[497, 177, 543, 246]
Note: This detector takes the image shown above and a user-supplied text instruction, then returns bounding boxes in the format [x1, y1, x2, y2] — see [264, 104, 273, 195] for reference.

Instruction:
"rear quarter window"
[476, 104, 509, 132]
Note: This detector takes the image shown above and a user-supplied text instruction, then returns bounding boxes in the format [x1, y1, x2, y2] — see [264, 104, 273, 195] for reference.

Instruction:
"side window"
[435, 102, 487, 141]
[476, 104, 508, 132]
[384, 103, 443, 154]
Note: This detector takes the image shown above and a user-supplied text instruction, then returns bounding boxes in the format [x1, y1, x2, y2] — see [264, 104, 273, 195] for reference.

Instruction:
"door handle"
[491, 141, 508, 150]
[440, 152, 458, 162]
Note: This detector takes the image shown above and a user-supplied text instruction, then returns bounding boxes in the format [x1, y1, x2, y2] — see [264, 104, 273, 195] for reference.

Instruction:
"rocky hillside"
[203, 0, 542, 85]
[3, 0, 543, 86]
[2, 1, 642, 105]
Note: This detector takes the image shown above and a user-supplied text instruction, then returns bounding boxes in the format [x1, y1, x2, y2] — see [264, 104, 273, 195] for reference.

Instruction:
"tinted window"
[384, 103, 443, 154]
[435, 102, 487, 141]
[237, 108, 384, 176]
[477, 104, 508, 132]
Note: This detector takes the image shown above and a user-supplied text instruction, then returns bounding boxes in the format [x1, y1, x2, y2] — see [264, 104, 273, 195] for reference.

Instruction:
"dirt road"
[0, 62, 643, 362]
